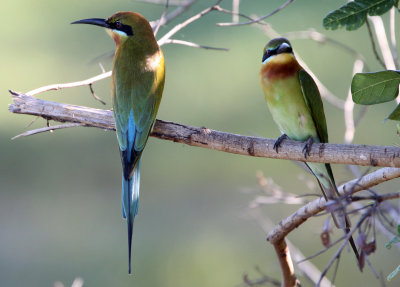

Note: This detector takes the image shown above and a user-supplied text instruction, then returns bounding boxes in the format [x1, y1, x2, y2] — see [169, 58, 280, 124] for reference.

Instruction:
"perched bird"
[259, 37, 359, 259]
[72, 12, 165, 273]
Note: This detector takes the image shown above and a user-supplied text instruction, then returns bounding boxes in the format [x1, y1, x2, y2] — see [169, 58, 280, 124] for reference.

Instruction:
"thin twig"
[317, 211, 371, 286]
[12, 123, 84, 140]
[150, 0, 198, 29]
[369, 16, 396, 70]
[283, 29, 368, 70]
[365, 19, 386, 69]
[232, 0, 240, 23]
[153, 0, 169, 36]
[88, 83, 106, 105]
[213, 5, 268, 26]
[267, 167, 400, 244]
[25, 71, 111, 97]
[162, 39, 229, 50]
[158, 0, 223, 46]
[389, 8, 399, 70]
[136, 0, 181, 5]
[8, 93, 400, 168]
[248, 209, 333, 287]
[217, 0, 295, 27]
[344, 59, 364, 143]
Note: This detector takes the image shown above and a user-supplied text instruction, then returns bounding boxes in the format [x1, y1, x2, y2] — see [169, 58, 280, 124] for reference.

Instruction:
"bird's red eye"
[116, 21, 122, 29]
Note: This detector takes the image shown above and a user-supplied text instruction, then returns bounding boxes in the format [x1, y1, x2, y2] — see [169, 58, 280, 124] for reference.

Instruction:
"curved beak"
[71, 18, 110, 28]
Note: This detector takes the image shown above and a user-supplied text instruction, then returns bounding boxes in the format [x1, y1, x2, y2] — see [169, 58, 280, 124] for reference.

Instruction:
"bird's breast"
[260, 53, 301, 82]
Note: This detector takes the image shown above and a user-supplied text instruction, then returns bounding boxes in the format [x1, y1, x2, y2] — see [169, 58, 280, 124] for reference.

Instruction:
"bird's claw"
[273, 134, 288, 153]
[302, 137, 314, 158]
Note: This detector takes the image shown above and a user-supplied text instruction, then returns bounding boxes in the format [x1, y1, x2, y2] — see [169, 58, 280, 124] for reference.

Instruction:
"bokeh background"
[2, 0, 400, 286]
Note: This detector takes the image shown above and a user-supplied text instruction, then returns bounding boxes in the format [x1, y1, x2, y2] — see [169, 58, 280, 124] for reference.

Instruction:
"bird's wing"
[113, 70, 163, 178]
[298, 69, 328, 143]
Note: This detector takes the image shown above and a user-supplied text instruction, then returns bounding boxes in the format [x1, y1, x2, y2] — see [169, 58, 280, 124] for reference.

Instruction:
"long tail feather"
[306, 162, 360, 262]
[122, 160, 141, 274]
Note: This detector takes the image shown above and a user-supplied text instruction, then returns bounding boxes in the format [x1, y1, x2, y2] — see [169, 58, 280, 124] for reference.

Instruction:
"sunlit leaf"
[323, 0, 396, 31]
[351, 71, 400, 105]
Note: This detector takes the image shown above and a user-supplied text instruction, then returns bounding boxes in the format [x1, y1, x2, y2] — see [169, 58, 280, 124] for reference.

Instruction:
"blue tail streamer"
[122, 160, 141, 274]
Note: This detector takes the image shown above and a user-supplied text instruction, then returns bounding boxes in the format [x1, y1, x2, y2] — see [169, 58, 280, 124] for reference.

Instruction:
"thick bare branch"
[8, 92, 400, 168]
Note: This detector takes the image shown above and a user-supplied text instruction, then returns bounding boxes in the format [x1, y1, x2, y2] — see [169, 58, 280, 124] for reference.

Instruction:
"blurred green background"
[2, 0, 400, 286]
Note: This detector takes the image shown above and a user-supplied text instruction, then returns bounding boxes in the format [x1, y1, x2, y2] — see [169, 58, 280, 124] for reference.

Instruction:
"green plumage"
[260, 38, 347, 229]
[72, 11, 165, 273]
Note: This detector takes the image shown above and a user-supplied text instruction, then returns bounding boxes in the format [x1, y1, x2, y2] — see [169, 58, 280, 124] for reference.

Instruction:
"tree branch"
[8, 92, 400, 168]
[266, 167, 400, 245]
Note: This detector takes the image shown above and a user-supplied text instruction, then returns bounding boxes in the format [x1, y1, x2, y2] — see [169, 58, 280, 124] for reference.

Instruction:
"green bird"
[72, 11, 165, 273]
[259, 37, 359, 259]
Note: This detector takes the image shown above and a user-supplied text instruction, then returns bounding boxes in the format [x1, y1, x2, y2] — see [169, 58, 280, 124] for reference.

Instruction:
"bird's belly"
[263, 78, 319, 141]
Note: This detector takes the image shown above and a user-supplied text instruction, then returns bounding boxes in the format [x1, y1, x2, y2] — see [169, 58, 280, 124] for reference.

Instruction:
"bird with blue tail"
[72, 11, 165, 273]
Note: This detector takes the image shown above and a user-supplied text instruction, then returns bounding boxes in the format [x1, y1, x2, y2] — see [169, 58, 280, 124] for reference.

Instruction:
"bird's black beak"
[71, 18, 110, 28]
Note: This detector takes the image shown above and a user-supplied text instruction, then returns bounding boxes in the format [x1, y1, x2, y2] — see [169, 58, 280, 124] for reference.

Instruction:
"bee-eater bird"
[259, 37, 359, 260]
[72, 12, 165, 273]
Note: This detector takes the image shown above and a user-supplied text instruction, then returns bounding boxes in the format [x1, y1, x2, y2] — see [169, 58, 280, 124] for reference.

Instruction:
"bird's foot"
[273, 134, 288, 153]
[302, 136, 314, 158]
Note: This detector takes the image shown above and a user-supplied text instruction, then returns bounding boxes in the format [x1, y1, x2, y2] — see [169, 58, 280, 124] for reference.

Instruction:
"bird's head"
[72, 11, 155, 47]
[262, 37, 293, 64]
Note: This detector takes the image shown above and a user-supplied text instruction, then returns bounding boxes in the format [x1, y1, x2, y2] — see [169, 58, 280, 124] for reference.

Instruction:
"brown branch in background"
[8, 92, 400, 168]
[248, 208, 334, 287]
[216, 0, 295, 27]
[273, 240, 300, 287]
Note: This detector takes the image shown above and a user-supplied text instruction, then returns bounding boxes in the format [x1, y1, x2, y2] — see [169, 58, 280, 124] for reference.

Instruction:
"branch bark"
[8, 92, 400, 168]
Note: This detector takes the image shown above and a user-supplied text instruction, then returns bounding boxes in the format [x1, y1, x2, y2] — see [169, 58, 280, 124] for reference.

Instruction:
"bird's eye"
[116, 21, 122, 29]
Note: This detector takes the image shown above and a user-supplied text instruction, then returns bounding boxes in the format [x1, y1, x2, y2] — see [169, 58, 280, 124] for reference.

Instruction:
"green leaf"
[387, 265, 400, 281]
[351, 71, 400, 105]
[397, 224, 400, 235]
[323, 0, 396, 31]
[388, 103, 400, 121]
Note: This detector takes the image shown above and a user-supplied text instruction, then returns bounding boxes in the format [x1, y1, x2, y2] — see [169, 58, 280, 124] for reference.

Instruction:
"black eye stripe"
[262, 49, 277, 62]
[261, 44, 293, 62]
[108, 21, 134, 36]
